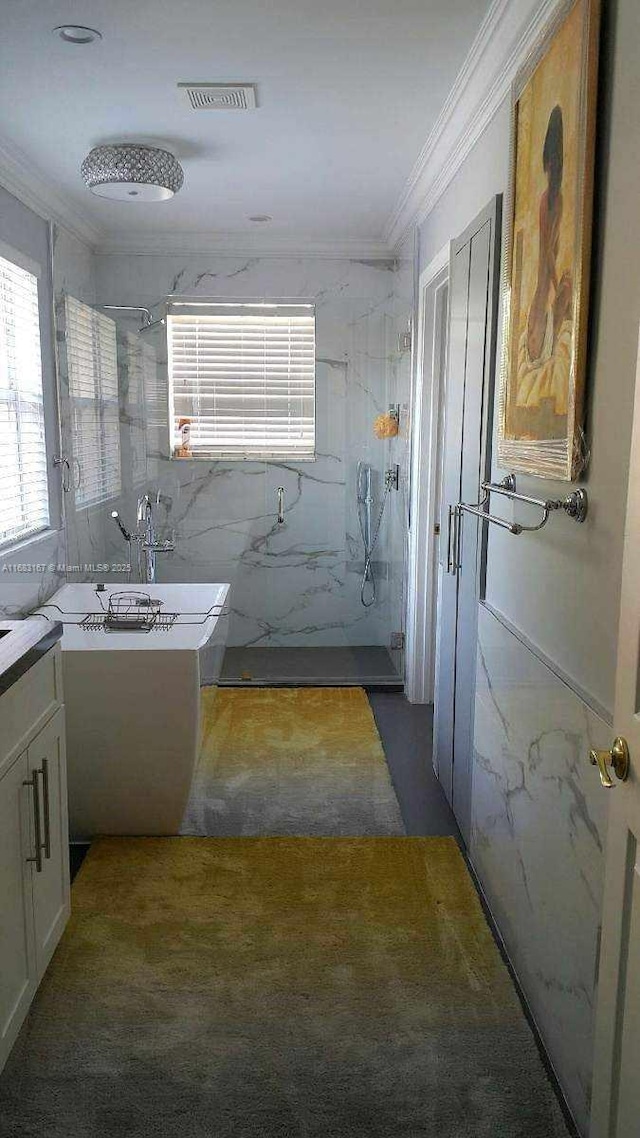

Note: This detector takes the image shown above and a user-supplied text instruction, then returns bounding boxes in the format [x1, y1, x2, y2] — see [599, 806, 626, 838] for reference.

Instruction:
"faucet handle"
[142, 532, 175, 554]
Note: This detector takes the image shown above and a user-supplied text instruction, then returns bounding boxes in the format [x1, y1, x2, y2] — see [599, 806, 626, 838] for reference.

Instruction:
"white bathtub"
[36, 583, 230, 838]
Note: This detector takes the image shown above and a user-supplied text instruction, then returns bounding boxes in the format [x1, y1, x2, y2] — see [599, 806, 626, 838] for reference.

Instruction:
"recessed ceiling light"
[53, 25, 102, 45]
[249, 215, 272, 223]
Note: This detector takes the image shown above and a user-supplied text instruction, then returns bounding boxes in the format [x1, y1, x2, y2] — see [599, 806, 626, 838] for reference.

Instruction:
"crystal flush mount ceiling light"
[81, 143, 184, 201]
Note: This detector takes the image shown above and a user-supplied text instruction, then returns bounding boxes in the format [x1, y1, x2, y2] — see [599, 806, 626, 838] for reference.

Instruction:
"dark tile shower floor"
[219, 646, 403, 687]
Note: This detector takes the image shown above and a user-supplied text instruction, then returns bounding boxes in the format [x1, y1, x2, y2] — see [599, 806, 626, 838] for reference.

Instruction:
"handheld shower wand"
[357, 465, 397, 608]
[111, 510, 132, 543]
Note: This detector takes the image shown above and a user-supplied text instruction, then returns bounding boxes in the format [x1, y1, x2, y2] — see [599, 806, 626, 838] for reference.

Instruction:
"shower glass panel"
[87, 255, 412, 688]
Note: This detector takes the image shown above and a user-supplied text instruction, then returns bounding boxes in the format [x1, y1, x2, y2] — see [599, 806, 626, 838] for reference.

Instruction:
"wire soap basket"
[80, 591, 178, 633]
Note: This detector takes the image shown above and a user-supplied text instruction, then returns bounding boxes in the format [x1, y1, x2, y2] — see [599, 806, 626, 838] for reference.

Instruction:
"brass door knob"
[589, 737, 630, 788]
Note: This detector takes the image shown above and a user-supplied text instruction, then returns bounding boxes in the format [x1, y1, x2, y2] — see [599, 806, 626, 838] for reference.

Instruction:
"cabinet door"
[0, 751, 37, 1071]
[28, 707, 70, 978]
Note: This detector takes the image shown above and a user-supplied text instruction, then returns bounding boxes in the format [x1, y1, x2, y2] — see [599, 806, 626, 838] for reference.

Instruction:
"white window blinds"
[66, 296, 121, 508]
[168, 302, 316, 459]
[0, 253, 50, 549]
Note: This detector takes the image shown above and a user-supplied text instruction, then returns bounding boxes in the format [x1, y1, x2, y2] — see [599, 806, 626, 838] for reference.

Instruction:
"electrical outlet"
[390, 631, 405, 651]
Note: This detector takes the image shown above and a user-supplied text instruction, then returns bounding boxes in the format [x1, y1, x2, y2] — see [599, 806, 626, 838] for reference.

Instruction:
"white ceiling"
[0, 0, 490, 249]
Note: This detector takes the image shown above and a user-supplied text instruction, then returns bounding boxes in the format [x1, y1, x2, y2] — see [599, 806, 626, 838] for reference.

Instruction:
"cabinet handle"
[40, 760, 51, 860]
[23, 773, 43, 873]
[446, 505, 460, 575]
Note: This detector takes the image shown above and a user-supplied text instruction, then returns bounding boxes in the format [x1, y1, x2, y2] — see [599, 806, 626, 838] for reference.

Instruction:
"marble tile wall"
[95, 254, 412, 658]
[472, 604, 611, 1133]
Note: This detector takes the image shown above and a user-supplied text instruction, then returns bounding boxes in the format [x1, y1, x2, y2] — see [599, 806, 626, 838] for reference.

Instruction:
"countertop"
[0, 617, 63, 698]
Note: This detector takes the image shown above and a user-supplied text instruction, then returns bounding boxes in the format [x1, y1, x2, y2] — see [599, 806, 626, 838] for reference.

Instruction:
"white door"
[590, 331, 640, 1137]
[434, 196, 501, 844]
[28, 707, 70, 977]
[0, 751, 37, 1070]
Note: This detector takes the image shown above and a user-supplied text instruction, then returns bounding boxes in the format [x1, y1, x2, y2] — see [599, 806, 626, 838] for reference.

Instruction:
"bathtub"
[36, 583, 230, 838]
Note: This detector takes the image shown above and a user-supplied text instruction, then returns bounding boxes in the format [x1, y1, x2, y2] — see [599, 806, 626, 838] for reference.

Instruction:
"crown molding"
[0, 135, 103, 248]
[384, 0, 564, 249]
[94, 231, 396, 260]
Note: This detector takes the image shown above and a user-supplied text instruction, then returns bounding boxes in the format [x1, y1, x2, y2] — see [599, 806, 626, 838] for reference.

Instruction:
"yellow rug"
[0, 837, 569, 1137]
[181, 686, 405, 835]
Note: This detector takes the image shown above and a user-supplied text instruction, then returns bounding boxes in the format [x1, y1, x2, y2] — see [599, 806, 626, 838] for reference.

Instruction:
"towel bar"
[447, 474, 588, 574]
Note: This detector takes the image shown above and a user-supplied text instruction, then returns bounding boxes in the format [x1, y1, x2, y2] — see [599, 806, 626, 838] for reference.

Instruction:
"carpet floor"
[181, 686, 405, 836]
[0, 837, 569, 1137]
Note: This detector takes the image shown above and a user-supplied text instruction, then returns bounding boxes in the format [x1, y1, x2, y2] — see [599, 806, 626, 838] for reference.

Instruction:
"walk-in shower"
[68, 252, 412, 688]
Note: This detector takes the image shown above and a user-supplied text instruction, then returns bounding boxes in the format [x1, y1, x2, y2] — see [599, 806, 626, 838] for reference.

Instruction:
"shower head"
[139, 317, 165, 334]
[356, 461, 373, 505]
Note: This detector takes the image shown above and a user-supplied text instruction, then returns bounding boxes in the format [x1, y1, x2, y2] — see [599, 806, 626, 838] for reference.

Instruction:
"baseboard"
[463, 852, 582, 1138]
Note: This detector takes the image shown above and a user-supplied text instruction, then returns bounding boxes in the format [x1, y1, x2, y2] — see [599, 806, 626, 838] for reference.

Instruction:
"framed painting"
[497, 0, 600, 481]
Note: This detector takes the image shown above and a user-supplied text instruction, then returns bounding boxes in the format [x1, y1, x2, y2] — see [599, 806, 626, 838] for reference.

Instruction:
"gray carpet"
[0, 838, 571, 1137]
[181, 686, 405, 836]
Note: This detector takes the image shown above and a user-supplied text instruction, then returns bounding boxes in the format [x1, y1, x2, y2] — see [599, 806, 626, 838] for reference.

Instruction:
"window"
[167, 302, 316, 459]
[66, 296, 121, 507]
[0, 252, 50, 548]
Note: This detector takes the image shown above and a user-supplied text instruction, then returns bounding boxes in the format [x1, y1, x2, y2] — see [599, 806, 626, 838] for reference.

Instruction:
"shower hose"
[359, 471, 394, 608]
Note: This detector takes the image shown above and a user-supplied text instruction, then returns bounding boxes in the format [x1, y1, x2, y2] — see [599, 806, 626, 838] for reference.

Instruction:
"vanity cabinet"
[0, 645, 69, 1073]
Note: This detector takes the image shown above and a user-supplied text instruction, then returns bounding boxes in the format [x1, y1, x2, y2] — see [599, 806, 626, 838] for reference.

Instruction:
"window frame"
[0, 239, 61, 555]
[166, 298, 317, 462]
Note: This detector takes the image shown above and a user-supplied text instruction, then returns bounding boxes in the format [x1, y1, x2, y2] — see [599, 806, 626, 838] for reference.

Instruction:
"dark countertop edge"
[0, 621, 63, 699]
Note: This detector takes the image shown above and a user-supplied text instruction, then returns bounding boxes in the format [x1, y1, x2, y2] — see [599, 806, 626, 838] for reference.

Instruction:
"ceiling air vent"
[178, 83, 257, 110]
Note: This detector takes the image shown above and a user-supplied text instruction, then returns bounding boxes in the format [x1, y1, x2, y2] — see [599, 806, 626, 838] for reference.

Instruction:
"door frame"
[405, 242, 450, 704]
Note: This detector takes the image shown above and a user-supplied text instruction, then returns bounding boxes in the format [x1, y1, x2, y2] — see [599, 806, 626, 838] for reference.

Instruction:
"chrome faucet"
[111, 493, 174, 584]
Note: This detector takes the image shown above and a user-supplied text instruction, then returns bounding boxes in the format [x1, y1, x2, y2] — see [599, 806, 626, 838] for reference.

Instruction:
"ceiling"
[0, 0, 490, 249]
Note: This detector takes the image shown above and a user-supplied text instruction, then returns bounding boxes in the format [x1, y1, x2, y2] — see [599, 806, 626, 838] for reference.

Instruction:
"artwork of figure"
[499, 0, 599, 480]
[516, 105, 573, 420]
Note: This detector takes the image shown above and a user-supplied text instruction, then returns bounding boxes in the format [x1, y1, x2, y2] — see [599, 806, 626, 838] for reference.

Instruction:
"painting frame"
[497, 0, 601, 481]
